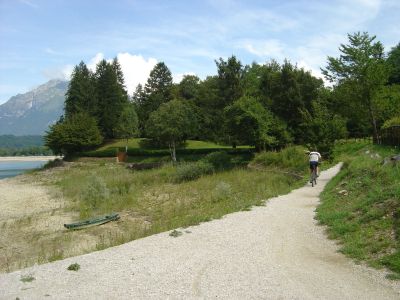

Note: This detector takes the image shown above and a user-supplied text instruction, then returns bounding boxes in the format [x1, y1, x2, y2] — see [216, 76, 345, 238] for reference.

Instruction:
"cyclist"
[308, 149, 321, 180]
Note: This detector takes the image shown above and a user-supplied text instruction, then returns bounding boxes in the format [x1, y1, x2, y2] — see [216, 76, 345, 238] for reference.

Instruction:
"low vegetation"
[67, 263, 80, 271]
[0, 146, 307, 272]
[316, 140, 400, 277]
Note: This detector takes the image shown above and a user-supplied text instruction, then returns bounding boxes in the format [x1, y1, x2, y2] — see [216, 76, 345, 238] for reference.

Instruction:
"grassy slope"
[316, 140, 400, 278]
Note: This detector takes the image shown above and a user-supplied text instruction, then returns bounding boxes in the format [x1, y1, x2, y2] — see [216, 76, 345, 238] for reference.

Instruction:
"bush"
[67, 263, 80, 271]
[202, 151, 232, 170]
[251, 146, 307, 173]
[174, 161, 214, 182]
[45, 113, 103, 156]
[43, 158, 64, 169]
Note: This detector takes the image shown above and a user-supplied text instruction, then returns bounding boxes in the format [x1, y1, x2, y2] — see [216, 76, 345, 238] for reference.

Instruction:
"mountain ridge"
[0, 79, 68, 135]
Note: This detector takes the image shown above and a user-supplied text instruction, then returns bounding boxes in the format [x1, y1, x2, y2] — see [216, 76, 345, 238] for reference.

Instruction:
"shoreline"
[0, 156, 61, 162]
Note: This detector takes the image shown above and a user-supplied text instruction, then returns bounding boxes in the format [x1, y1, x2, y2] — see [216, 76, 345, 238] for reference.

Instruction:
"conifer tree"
[215, 56, 244, 108]
[64, 61, 96, 118]
[95, 59, 129, 139]
[137, 62, 173, 134]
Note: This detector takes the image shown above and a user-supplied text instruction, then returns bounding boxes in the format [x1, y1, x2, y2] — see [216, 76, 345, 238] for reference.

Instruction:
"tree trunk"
[172, 140, 176, 162]
[169, 140, 177, 163]
[367, 99, 380, 144]
[125, 138, 128, 153]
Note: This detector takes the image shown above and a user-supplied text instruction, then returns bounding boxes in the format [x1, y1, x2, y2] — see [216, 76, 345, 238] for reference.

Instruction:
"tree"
[64, 61, 96, 118]
[321, 32, 388, 143]
[300, 100, 347, 157]
[193, 76, 222, 141]
[224, 96, 273, 150]
[45, 113, 103, 156]
[95, 59, 129, 139]
[216, 56, 244, 108]
[140, 62, 173, 129]
[146, 99, 197, 162]
[178, 75, 200, 100]
[387, 43, 400, 85]
[113, 103, 139, 152]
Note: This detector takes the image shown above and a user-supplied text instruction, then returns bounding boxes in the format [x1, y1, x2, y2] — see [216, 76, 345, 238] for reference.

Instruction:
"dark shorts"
[309, 161, 318, 170]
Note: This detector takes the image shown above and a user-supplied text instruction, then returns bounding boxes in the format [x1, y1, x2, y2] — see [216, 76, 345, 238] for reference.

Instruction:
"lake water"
[0, 161, 47, 180]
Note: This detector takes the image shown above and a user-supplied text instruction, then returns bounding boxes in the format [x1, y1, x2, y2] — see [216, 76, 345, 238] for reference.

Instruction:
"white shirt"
[309, 151, 321, 162]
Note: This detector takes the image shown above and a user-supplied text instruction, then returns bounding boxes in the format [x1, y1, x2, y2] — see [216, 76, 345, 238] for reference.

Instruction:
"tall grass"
[317, 141, 400, 277]
[250, 145, 308, 174]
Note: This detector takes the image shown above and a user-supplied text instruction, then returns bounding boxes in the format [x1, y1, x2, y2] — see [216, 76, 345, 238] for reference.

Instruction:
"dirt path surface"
[1, 164, 399, 299]
[0, 176, 64, 221]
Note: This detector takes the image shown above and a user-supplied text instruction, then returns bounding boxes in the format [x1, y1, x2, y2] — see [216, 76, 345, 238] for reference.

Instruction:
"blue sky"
[0, 0, 399, 104]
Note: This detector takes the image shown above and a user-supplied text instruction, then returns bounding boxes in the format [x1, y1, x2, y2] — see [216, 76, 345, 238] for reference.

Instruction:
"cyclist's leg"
[309, 162, 314, 183]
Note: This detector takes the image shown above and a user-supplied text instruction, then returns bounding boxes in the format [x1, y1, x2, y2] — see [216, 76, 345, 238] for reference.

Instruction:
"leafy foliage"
[382, 116, 400, 129]
[321, 32, 389, 142]
[146, 99, 197, 161]
[113, 103, 139, 152]
[387, 43, 400, 85]
[224, 96, 274, 149]
[300, 100, 347, 157]
[45, 113, 103, 156]
[250, 145, 308, 174]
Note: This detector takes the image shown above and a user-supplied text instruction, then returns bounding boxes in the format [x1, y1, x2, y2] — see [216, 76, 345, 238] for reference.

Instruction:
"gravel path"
[1, 164, 399, 299]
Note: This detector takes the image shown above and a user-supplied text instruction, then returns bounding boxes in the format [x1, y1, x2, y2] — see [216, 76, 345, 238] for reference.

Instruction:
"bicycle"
[310, 165, 317, 187]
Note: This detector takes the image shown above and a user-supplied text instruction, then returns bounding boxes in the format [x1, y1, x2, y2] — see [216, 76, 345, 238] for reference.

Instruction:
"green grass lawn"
[97, 138, 251, 151]
[316, 140, 400, 278]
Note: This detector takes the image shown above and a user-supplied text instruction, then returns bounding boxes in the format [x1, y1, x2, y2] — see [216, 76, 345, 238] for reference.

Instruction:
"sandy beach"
[0, 156, 61, 162]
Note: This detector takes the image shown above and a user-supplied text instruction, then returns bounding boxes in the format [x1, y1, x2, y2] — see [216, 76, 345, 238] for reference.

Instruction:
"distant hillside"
[0, 79, 68, 135]
[0, 135, 44, 148]
[0, 135, 52, 156]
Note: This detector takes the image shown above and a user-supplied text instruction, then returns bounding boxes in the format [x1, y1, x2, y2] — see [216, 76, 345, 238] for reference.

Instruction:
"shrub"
[251, 145, 307, 173]
[175, 161, 214, 182]
[202, 151, 232, 170]
[67, 263, 80, 271]
[212, 181, 232, 202]
[80, 175, 110, 212]
[43, 158, 64, 169]
[45, 113, 103, 156]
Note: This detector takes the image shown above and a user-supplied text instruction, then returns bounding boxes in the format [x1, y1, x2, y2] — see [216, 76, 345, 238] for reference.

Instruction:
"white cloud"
[42, 64, 73, 80]
[172, 72, 197, 84]
[297, 60, 324, 80]
[62, 65, 74, 79]
[45, 48, 58, 55]
[116, 53, 157, 95]
[87, 53, 105, 72]
[44, 53, 157, 95]
[242, 39, 286, 60]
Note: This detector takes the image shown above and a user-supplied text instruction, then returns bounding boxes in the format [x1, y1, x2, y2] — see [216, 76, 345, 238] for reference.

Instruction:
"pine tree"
[137, 62, 173, 134]
[95, 59, 129, 139]
[64, 61, 96, 118]
[215, 55, 244, 108]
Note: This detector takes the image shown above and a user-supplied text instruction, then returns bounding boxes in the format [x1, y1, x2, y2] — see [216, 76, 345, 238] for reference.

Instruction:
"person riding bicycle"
[308, 149, 321, 179]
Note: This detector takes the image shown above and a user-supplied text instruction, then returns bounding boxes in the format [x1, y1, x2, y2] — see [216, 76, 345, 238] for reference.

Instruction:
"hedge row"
[81, 147, 255, 157]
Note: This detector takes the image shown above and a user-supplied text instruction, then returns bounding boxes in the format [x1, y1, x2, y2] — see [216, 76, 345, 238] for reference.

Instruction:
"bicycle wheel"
[311, 167, 317, 187]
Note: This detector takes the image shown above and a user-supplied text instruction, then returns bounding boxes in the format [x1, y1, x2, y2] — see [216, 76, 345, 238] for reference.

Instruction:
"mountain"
[0, 79, 68, 135]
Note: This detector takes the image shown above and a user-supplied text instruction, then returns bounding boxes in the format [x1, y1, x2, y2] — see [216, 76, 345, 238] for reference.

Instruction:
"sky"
[0, 0, 399, 104]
